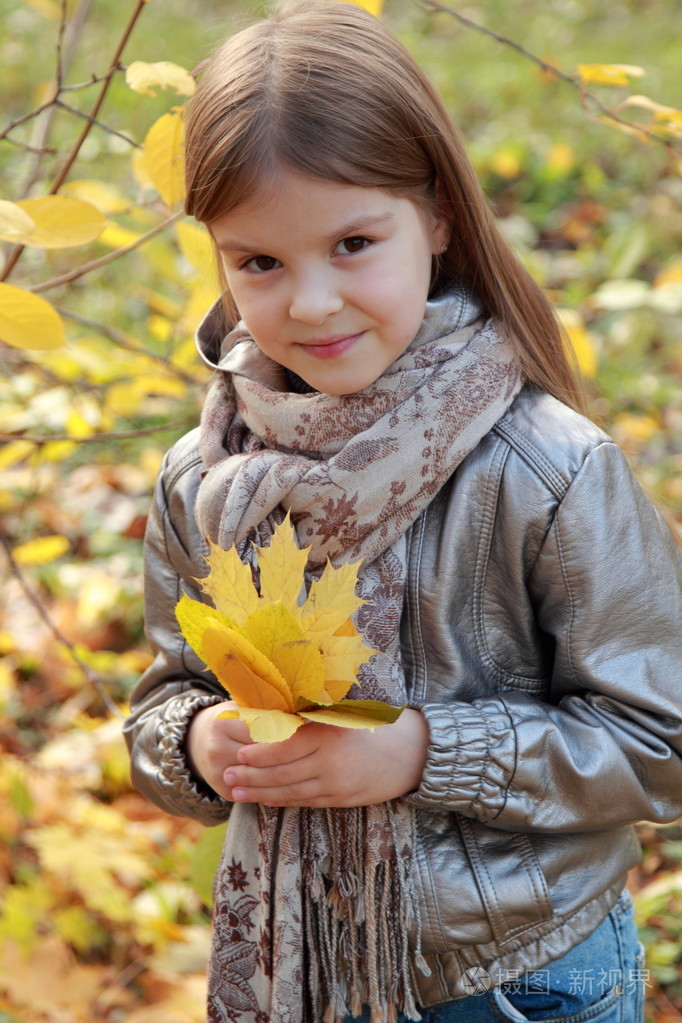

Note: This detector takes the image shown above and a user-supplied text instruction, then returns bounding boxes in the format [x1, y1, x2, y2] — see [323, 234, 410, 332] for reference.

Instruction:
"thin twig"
[55, 0, 68, 91]
[2, 137, 56, 156]
[30, 211, 184, 294]
[418, 0, 678, 152]
[94, 956, 149, 1011]
[53, 98, 139, 148]
[58, 71, 122, 93]
[56, 307, 206, 387]
[0, 526, 123, 718]
[49, 0, 148, 194]
[0, 421, 189, 445]
[21, 0, 93, 199]
[0, 99, 56, 141]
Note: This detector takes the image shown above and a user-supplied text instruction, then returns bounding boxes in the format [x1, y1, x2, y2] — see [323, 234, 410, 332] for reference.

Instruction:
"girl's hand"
[186, 701, 253, 800]
[223, 708, 429, 807]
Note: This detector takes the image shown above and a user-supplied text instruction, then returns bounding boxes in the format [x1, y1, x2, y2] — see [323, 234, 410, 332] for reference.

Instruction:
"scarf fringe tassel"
[304, 806, 427, 1023]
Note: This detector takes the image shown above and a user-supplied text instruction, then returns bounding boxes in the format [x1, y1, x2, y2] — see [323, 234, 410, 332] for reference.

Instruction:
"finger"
[209, 779, 237, 802]
[237, 733, 319, 768]
[230, 780, 342, 807]
[225, 759, 317, 791]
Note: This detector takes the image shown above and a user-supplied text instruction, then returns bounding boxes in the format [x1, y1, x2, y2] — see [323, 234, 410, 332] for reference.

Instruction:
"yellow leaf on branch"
[126, 60, 197, 97]
[655, 258, 682, 288]
[576, 63, 645, 87]
[557, 308, 598, 379]
[143, 108, 186, 208]
[11, 195, 106, 248]
[0, 283, 66, 350]
[97, 223, 143, 249]
[176, 516, 402, 742]
[176, 220, 215, 274]
[341, 0, 383, 15]
[0, 200, 36, 243]
[13, 535, 70, 566]
[61, 178, 130, 213]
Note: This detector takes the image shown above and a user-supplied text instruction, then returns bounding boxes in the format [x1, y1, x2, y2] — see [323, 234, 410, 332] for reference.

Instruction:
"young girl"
[124, 3, 682, 1021]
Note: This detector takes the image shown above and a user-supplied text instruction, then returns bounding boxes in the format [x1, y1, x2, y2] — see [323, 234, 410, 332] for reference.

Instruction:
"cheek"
[227, 284, 278, 338]
[362, 261, 431, 325]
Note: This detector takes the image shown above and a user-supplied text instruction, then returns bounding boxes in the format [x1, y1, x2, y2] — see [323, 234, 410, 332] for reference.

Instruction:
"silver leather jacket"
[124, 387, 682, 1006]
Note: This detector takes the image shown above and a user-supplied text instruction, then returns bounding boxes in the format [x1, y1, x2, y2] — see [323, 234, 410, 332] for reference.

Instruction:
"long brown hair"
[185, 0, 584, 410]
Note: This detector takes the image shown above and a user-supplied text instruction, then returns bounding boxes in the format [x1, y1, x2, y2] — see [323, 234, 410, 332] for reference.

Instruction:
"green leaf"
[190, 823, 227, 907]
[300, 699, 404, 730]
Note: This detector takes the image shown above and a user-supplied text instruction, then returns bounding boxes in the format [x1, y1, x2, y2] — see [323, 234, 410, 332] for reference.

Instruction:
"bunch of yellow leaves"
[175, 516, 403, 742]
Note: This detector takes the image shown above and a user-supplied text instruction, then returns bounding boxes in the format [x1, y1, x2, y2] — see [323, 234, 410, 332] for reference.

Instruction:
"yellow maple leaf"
[175, 515, 402, 741]
[256, 524, 309, 612]
[197, 539, 260, 623]
[203, 623, 294, 711]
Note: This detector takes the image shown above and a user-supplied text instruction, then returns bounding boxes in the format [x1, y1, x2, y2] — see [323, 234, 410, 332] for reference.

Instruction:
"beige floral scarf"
[194, 288, 524, 1022]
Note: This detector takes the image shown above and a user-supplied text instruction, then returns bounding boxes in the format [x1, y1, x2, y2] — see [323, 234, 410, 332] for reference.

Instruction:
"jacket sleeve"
[410, 441, 682, 832]
[123, 438, 233, 825]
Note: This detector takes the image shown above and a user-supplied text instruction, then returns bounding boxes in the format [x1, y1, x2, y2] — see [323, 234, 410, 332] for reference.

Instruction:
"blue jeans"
[345, 889, 646, 1022]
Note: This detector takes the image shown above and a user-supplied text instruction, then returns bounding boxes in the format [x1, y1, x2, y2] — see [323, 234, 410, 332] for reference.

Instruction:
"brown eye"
[246, 255, 280, 272]
[338, 236, 369, 254]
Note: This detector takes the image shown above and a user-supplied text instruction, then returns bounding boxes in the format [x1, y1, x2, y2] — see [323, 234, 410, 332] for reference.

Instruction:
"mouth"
[296, 332, 365, 360]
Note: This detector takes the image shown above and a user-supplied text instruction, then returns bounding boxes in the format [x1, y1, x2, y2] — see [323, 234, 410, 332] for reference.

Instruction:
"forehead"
[210, 170, 426, 252]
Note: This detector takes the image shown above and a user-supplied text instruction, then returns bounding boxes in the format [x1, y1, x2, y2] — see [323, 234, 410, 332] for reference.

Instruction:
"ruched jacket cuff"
[155, 692, 233, 824]
[407, 700, 516, 820]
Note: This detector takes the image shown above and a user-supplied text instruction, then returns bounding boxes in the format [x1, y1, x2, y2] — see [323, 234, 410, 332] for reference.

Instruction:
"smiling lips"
[296, 332, 365, 359]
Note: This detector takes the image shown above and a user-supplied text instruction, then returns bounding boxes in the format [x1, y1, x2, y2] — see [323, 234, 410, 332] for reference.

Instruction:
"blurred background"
[0, 0, 680, 1020]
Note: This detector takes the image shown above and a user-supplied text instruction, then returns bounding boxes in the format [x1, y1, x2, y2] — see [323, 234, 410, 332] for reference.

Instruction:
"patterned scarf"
[195, 288, 524, 1023]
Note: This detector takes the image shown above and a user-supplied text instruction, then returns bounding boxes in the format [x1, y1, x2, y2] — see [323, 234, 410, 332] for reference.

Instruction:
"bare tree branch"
[3, 137, 56, 156]
[59, 72, 122, 93]
[417, 0, 679, 153]
[29, 211, 184, 294]
[56, 307, 206, 387]
[49, 0, 148, 194]
[20, 0, 93, 199]
[0, 421, 189, 445]
[53, 99, 140, 149]
[1, 0, 149, 283]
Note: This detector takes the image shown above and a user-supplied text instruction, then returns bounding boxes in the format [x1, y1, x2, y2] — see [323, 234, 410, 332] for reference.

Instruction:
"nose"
[288, 271, 343, 324]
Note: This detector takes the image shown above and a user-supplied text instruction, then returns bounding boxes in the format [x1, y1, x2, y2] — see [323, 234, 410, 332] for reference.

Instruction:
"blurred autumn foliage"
[1, 0, 681, 1020]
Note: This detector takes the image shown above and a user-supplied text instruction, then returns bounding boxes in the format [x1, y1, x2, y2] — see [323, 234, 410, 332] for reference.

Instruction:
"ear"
[431, 216, 450, 256]
[430, 179, 451, 254]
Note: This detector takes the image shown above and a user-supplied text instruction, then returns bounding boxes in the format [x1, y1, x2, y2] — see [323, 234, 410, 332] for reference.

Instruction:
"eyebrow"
[214, 211, 396, 253]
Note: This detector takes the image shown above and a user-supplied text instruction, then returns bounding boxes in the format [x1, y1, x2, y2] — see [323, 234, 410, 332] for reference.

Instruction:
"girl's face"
[211, 170, 448, 395]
